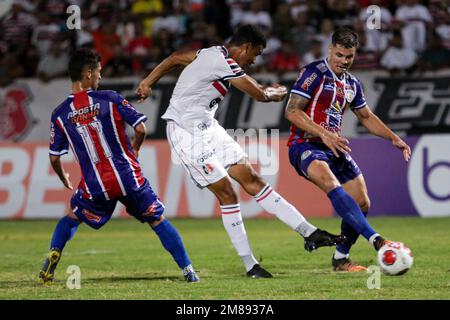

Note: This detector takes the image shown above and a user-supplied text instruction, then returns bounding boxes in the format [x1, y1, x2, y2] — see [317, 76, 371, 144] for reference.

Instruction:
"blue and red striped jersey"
[49, 90, 147, 200]
[288, 59, 367, 147]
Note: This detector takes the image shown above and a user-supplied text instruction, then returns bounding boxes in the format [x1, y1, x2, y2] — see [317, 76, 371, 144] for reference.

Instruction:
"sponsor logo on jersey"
[301, 73, 318, 91]
[67, 103, 100, 123]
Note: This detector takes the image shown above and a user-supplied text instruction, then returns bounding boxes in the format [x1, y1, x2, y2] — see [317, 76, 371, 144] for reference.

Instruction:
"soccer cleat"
[183, 265, 200, 282]
[246, 264, 273, 278]
[373, 236, 393, 251]
[332, 256, 368, 272]
[38, 248, 61, 284]
[184, 271, 200, 282]
[304, 229, 346, 252]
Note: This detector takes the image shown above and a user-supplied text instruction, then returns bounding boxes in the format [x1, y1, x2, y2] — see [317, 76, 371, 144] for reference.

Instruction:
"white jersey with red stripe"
[162, 46, 245, 133]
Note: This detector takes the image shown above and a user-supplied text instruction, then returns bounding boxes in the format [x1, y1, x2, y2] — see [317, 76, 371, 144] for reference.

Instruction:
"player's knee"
[244, 172, 266, 196]
[360, 196, 371, 213]
[217, 183, 238, 204]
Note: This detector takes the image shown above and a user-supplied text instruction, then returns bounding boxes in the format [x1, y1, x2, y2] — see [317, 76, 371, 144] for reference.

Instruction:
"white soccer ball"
[377, 242, 413, 276]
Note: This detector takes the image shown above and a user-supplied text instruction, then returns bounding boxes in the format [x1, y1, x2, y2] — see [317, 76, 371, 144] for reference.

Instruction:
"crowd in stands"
[1, 0, 450, 86]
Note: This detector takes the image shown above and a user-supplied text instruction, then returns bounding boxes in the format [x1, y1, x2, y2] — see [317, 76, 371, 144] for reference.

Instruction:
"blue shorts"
[70, 179, 164, 229]
[289, 142, 361, 184]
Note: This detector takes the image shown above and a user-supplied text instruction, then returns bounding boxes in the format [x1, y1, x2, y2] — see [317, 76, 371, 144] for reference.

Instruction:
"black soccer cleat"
[246, 264, 273, 278]
[184, 270, 200, 283]
[304, 229, 346, 252]
[38, 247, 61, 284]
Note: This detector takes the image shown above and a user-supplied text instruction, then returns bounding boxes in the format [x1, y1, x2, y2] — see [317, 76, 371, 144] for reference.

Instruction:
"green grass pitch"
[0, 217, 449, 300]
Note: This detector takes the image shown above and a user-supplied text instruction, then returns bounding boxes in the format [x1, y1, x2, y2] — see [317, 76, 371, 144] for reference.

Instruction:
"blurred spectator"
[325, 0, 357, 28]
[316, 18, 334, 57]
[290, 11, 316, 58]
[141, 46, 162, 74]
[31, 12, 61, 56]
[127, 20, 153, 73]
[204, 0, 233, 40]
[302, 38, 325, 65]
[91, 22, 121, 67]
[380, 31, 417, 75]
[102, 44, 132, 77]
[395, 0, 433, 53]
[37, 39, 69, 81]
[0, 53, 25, 87]
[417, 34, 450, 71]
[131, 0, 164, 37]
[429, 0, 450, 49]
[269, 42, 301, 75]
[351, 28, 379, 70]
[153, 3, 187, 36]
[358, 0, 392, 52]
[236, 0, 272, 32]
[272, 2, 295, 40]
[0, 2, 36, 54]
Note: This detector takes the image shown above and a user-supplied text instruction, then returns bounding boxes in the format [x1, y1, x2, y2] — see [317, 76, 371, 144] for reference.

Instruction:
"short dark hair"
[68, 48, 101, 82]
[332, 28, 359, 49]
[229, 25, 266, 48]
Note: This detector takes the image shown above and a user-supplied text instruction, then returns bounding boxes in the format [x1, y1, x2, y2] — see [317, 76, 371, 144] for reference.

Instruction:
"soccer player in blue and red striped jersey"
[39, 48, 199, 283]
[285, 28, 411, 272]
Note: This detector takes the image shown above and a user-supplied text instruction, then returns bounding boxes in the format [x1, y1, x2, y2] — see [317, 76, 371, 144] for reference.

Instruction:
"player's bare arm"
[49, 155, 73, 190]
[135, 50, 198, 102]
[354, 106, 411, 162]
[229, 75, 287, 102]
[285, 94, 351, 157]
[132, 122, 147, 157]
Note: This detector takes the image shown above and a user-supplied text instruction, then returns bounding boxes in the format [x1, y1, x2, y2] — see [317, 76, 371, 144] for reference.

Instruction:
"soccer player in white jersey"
[136, 25, 345, 278]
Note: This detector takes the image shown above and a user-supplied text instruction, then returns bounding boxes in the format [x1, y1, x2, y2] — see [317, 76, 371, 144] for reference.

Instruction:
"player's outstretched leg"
[253, 184, 346, 252]
[39, 215, 80, 283]
[151, 217, 199, 282]
[228, 163, 345, 252]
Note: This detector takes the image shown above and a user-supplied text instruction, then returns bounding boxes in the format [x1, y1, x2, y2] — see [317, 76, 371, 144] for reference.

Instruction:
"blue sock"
[328, 187, 376, 241]
[336, 211, 368, 255]
[152, 219, 191, 270]
[50, 216, 80, 251]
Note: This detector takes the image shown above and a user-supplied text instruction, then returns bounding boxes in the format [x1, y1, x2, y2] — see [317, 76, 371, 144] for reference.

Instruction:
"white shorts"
[166, 120, 247, 188]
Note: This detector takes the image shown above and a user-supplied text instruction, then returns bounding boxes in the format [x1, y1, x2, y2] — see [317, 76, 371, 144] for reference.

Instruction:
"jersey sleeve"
[49, 114, 69, 156]
[114, 93, 147, 128]
[350, 79, 367, 110]
[290, 66, 321, 100]
[210, 52, 246, 81]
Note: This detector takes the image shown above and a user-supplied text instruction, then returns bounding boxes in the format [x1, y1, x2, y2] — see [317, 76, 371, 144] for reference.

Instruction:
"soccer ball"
[377, 242, 413, 276]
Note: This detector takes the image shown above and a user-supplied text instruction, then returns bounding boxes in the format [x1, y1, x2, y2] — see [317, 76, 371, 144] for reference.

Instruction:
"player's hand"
[392, 136, 411, 162]
[62, 173, 73, 190]
[321, 132, 351, 158]
[264, 85, 288, 102]
[135, 80, 152, 102]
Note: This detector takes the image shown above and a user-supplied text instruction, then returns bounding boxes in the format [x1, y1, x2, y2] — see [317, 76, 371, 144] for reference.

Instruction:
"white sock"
[254, 185, 317, 237]
[220, 204, 258, 272]
[334, 250, 349, 260]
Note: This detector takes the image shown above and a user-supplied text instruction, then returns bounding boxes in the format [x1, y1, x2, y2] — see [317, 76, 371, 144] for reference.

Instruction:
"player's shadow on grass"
[83, 275, 182, 283]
